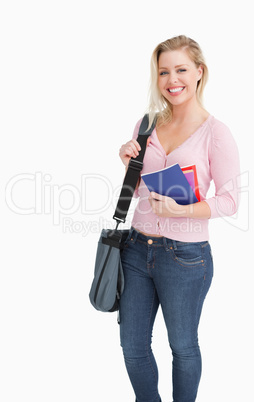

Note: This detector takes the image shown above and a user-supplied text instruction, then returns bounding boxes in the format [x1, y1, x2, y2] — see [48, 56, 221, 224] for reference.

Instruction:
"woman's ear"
[197, 64, 203, 81]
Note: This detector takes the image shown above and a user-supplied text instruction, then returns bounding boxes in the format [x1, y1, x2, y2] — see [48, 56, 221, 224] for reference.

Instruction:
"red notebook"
[181, 165, 201, 202]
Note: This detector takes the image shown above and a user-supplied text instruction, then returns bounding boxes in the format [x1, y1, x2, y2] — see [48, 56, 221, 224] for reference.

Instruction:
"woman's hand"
[149, 192, 211, 219]
[119, 139, 141, 167]
[149, 192, 184, 218]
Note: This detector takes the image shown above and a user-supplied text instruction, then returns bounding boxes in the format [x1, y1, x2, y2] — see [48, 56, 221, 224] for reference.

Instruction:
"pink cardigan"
[131, 114, 240, 242]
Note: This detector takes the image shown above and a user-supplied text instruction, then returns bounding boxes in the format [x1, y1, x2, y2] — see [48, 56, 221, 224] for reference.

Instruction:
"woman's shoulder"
[132, 115, 156, 139]
[206, 115, 238, 151]
[132, 118, 143, 139]
[207, 115, 232, 135]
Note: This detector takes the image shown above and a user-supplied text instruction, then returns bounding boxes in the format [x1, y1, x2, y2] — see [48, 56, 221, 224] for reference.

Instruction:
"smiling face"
[158, 49, 203, 107]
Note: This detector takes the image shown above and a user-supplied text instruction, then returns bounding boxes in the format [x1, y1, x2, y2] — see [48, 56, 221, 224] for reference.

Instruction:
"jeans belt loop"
[129, 227, 138, 244]
[163, 237, 170, 251]
[172, 240, 177, 250]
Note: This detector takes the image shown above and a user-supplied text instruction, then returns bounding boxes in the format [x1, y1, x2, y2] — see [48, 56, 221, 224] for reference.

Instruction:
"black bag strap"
[113, 114, 157, 226]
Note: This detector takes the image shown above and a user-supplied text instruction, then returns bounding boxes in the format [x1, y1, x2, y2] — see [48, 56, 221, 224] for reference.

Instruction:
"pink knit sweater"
[131, 114, 240, 242]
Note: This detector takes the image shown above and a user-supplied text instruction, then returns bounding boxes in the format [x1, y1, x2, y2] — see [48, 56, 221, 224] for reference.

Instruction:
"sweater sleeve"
[205, 121, 240, 219]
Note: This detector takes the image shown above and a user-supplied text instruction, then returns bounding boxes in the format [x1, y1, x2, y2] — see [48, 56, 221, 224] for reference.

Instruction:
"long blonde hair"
[147, 35, 209, 128]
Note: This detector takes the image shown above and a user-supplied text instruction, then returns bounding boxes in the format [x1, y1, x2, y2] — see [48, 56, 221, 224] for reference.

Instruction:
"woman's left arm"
[149, 120, 240, 220]
[149, 193, 211, 219]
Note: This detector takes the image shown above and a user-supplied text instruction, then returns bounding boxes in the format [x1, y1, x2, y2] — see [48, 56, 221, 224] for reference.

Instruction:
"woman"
[119, 36, 240, 402]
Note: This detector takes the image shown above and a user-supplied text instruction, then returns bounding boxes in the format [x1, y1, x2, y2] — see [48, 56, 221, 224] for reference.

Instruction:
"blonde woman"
[119, 36, 240, 402]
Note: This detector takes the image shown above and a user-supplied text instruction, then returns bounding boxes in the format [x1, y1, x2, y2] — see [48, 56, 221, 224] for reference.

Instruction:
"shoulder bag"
[89, 114, 156, 315]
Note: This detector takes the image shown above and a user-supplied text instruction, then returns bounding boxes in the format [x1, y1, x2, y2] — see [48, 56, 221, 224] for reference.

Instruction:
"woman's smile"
[167, 86, 185, 96]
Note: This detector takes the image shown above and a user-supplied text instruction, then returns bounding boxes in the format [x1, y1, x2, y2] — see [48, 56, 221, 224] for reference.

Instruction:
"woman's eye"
[159, 71, 168, 76]
[177, 69, 187, 73]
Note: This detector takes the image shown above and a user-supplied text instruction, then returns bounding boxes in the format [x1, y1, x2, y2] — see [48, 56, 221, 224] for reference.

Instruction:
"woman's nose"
[168, 73, 178, 85]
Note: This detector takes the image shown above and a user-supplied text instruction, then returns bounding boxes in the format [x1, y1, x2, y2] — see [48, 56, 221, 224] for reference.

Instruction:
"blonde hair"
[147, 35, 209, 128]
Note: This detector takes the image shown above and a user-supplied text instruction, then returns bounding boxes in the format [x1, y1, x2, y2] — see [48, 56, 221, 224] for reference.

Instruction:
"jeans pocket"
[170, 241, 205, 266]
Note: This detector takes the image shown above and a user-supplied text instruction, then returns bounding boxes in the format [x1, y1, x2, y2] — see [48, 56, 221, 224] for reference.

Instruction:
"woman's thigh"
[153, 240, 213, 349]
[119, 237, 159, 354]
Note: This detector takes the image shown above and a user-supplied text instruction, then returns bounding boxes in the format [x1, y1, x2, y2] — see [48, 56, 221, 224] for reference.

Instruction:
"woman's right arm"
[119, 119, 143, 193]
[119, 139, 141, 167]
[119, 139, 142, 193]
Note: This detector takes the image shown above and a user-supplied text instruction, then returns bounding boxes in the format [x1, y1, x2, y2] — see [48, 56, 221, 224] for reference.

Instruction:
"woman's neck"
[171, 98, 207, 126]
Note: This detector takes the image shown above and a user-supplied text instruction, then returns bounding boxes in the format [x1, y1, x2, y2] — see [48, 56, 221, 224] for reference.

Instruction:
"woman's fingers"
[119, 139, 141, 163]
[133, 139, 141, 152]
[126, 139, 141, 157]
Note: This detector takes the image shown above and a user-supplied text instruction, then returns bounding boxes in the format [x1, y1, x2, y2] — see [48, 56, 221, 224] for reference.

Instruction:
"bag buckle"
[128, 159, 143, 172]
[113, 216, 125, 226]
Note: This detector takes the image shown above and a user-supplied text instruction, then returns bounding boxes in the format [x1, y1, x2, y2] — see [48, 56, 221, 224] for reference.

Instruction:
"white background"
[0, 1, 253, 401]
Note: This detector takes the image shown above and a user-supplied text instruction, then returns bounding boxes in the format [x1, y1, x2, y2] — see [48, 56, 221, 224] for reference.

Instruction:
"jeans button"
[148, 239, 153, 245]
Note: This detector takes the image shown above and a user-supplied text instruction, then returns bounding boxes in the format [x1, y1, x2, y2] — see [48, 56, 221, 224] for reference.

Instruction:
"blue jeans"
[119, 228, 213, 402]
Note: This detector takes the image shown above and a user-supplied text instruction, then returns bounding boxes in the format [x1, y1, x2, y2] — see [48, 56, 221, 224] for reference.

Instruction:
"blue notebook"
[141, 163, 198, 205]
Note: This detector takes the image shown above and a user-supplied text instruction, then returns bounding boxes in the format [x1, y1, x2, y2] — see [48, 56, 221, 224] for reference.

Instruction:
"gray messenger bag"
[89, 114, 157, 314]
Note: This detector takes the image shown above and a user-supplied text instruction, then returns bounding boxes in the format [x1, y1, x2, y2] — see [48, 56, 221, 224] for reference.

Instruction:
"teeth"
[169, 87, 184, 93]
